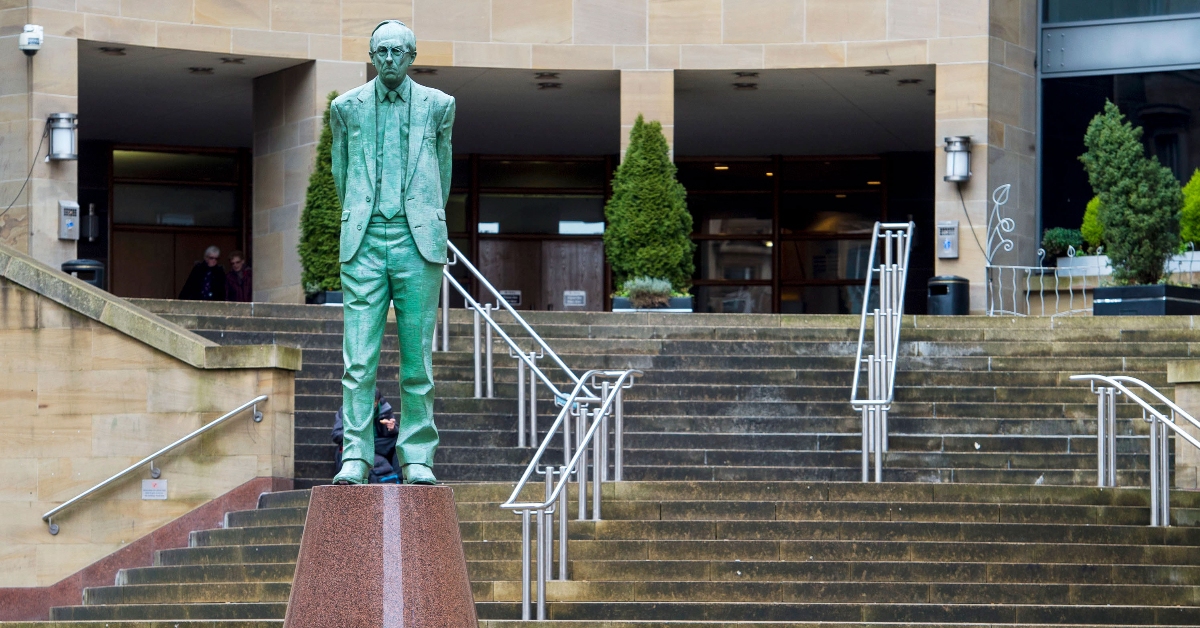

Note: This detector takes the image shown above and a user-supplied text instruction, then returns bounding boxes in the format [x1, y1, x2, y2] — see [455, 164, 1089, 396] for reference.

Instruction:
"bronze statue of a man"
[329, 19, 455, 485]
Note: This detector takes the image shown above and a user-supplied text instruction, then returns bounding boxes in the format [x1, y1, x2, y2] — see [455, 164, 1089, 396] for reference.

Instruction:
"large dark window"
[1041, 71, 1200, 233]
[677, 156, 905, 314]
[1045, 0, 1200, 22]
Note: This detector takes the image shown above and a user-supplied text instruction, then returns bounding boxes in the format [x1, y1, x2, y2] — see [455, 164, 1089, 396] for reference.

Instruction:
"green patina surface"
[329, 20, 454, 484]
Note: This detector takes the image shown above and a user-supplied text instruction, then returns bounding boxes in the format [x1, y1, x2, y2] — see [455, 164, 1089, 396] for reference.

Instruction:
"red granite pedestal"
[283, 484, 478, 628]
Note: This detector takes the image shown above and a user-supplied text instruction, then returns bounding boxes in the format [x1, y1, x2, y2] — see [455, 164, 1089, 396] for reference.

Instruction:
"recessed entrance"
[675, 67, 937, 313]
[77, 41, 304, 299]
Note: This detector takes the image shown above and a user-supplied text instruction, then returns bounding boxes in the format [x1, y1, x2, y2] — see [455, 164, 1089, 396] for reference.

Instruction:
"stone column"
[252, 60, 365, 303]
[1168, 361, 1200, 489]
[620, 70, 673, 157]
[933, 0, 1037, 313]
[0, 18, 78, 270]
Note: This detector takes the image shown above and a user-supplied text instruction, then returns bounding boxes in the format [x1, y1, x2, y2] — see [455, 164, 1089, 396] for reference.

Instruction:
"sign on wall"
[142, 479, 168, 500]
[563, 290, 587, 308]
[499, 290, 522, 306]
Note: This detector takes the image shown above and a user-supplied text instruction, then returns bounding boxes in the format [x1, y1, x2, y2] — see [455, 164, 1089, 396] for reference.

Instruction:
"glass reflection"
[780, 285, 878, 315]
[780, 192, 881, 234]
[780, 240, 873, 282]
[696, 285, 772, 313]
[699, 240, 773, 281]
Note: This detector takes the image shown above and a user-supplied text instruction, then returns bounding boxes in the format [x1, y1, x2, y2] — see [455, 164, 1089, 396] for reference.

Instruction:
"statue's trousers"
[340, 213, 442, 469]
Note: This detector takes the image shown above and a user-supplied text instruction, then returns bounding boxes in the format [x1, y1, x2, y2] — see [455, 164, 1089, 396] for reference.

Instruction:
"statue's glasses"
[372, 46, 416, 61]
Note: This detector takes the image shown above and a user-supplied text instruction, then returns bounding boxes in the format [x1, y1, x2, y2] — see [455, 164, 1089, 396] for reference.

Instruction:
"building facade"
[1, 1, 1044, 312]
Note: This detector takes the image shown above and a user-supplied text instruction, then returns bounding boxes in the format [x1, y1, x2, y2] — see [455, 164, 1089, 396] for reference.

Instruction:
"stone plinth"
[283, 484, 477, 628]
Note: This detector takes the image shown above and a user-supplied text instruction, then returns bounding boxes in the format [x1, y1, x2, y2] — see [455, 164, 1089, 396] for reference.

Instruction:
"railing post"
[536, 505, 547, 621]
[1097, 386, 1107, 488]
[484, 303, 494, 399]
[558, 465, 569, 580]
[517, 353, 527, 448]
[1107, 387, 1117, 487]
[1150, 412, 1161, 526]
[547, 465, 554, 600]
[441, 272, 449, 352]
[591, 405, 603, 521]
[521, 509, 531, 620]
[563, 400, 572, 468]
[577, 406, 588, 521]
[600, 381, 611, 483]
[473, 306, 482, 398]
[529, 351, 538, 445]
[614, 386, 624, 482]
[1160, 415, 1171, 526]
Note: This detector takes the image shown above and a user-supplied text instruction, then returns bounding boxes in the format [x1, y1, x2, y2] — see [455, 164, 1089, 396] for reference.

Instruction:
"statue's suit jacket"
[330, 77, 455, 264]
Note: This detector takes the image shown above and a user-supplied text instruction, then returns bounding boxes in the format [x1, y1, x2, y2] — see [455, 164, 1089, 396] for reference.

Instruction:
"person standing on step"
[328, 19, 455, 486]
[225, 250, 253, 302]
[178, 245, 226, 301]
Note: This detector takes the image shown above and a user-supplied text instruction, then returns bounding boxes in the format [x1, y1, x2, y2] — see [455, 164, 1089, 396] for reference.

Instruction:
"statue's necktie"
[378, 93, 406, 219]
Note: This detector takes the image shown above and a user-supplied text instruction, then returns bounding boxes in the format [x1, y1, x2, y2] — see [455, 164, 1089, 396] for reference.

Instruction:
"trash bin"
[928, 275, 969, 315]
[62, 259, 105, 290]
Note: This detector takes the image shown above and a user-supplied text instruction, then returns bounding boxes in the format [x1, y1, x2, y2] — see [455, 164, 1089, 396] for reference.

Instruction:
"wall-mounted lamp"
[943, 136, 971, 183]
[47, 113, 78, 161]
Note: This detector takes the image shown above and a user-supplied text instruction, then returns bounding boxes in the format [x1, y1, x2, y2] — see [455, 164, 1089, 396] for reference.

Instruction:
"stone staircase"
[20, 481, 1200, 626]
[133, 300, 1200, 488]
[11, 303, 1200, 626]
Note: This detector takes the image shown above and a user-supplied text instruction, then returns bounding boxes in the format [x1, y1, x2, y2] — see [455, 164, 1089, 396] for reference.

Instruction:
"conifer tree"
[1181, 169, 1200, 247]
[299, 91, 342, 293]
[603, 115, 694, 291]
[1080, 196, 1103, 252]
[1080, 100, 1182, 285]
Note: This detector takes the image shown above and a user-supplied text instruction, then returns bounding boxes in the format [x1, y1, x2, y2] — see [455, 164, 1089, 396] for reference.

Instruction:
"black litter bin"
[62, 259, 105, 290]
[928, 275, 969, 315]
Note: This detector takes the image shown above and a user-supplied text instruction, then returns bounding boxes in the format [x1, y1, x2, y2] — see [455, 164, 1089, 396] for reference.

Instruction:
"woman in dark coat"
[179, 245, 226, 301]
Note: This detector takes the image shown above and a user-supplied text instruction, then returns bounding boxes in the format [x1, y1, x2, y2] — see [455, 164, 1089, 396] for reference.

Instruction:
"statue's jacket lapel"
[337, 78, 449, 265]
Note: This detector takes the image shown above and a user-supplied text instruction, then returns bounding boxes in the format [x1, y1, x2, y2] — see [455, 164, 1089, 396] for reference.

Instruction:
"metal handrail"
[849, 222, 914, 482]
[442, 241, 588, 399]
[41, 395, 268, 535]
[500, 368, 641, 620]
[502, 370, 639, 510]
[1071, 374, 1200, 527]
[1109, 375, 1200, 434]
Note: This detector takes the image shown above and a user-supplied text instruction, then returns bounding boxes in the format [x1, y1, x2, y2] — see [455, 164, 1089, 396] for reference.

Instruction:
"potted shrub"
[604, 115, 694, 312]
[299, 91, 343, 305]
[612, 277, 693, 312]
[1082, 101, 1192, 315]
[1040, 228, 1082, 267]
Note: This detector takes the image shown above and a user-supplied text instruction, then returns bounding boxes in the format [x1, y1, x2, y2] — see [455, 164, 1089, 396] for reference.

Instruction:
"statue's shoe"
[403, 463, 437, 485]
[332, 460, 370, 485]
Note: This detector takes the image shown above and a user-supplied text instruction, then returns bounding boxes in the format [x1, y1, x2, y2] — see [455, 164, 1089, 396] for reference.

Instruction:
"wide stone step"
[476, 623, 1189, 628]
[78, 577, 1200, 607]
[149, 538, 1200, 569]
[618, 465, 1153, 486]
[51, 603, 288, 621]
[471, 600, 1200, 624]
[119, 562, 296, 585]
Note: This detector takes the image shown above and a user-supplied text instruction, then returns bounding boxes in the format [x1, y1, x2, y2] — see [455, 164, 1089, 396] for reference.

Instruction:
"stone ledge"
[0, 243, 300, 371]
[1169, 360, 1200, 384]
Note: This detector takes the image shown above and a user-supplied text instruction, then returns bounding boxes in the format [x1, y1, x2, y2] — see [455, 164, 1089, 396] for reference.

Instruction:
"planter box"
[306, 290, 343, 306]
[1094, 284, 1200, 316]
[1055, 254, 1111, 277]
[612, 296, 693, 313]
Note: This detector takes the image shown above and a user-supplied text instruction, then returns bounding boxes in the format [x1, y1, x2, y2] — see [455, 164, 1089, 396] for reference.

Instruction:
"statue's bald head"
[370, 20, 416, 52]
